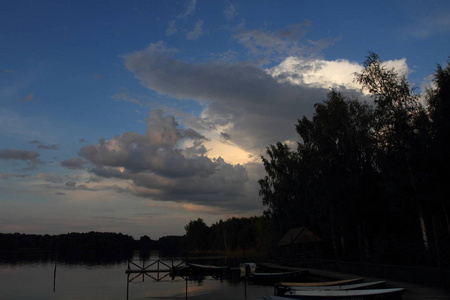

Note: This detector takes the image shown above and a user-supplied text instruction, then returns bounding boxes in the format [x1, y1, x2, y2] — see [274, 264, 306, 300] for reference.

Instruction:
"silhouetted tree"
[184, 218, 209, 251]
[355, 53, 431, 255]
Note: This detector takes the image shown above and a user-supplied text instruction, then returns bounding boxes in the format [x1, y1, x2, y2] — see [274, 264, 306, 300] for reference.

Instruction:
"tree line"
[0, 231, 188, 259]
[183, 216, 274, 255]
[258, 53, 450, 267]
[0, 217, 275, 259]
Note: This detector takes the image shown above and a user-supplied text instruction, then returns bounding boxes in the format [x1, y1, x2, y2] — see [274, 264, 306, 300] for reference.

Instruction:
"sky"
[1, 0, 449, 239]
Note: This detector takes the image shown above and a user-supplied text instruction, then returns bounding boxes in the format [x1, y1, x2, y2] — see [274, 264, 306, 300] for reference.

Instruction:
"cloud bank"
[64, 109, 255, 211]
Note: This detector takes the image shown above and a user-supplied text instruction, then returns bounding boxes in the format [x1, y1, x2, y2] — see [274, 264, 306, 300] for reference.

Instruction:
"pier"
[126, 259, 188, 300]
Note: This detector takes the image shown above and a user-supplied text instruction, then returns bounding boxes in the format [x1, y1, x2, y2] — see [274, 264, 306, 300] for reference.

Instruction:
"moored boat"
[283, 281, 386, 292]
[250, 270, 308, 283]
[278, 278, 364, 287]
[188, 263, 230, 274]
[267, 288, 404, 300]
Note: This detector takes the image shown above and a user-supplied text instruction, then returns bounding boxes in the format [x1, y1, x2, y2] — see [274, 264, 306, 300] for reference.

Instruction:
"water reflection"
[0, 251, 273, 300]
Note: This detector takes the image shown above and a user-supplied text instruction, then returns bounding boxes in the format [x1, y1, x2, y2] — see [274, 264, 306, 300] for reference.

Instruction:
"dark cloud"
[38, 144, 59, 150]
[124, 43, 328, 154]
[79, 110, 215, 178]
[74, 109, 256, 210]
[37, 173, 65, 183]
[61, 157, 88, 170]
[65, 181, 77, 187]
[220, 132, 231, 141]
[0, 149, 40, 169]
[0, 173, 29, 180]
[126, 157, 250, 207]
[30, 140, 60, 150]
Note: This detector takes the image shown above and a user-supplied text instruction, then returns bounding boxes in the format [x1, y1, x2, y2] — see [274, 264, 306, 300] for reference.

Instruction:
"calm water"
[0, 252, 273, 300]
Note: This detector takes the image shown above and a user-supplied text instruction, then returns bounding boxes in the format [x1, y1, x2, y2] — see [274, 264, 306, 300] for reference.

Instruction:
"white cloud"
[166, 20, 177, 36]
[186, 20, 204, 40]
[268, 57, 363, 90]
[224, 2, 237, 20]
[268, 56, 411, 94]
[180, 0, 197, 18]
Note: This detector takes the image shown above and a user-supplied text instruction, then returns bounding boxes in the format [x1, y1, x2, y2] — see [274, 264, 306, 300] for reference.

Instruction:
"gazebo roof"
[278, 227, 321, 246]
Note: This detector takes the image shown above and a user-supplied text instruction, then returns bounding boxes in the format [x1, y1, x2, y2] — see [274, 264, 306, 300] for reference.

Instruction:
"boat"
[188, 263, 230, 274]
[249, 270, 308, 283]
[265, 288, 404, 300]
[284, 281, 386, 292]
[278, 278, 364, 287]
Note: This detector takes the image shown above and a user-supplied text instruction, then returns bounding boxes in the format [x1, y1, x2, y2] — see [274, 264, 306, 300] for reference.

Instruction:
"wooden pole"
[53, 260, 57, 292]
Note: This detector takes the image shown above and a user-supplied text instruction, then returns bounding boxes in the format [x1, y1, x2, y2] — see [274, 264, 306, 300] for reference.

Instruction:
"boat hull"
[278, 288, 404, 300]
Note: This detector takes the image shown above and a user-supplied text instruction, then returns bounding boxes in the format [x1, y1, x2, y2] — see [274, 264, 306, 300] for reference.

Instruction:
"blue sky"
[1, 0, 449, 239]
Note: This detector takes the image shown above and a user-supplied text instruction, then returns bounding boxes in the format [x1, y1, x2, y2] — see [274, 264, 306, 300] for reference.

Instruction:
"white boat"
[278, 278, 364, 287]
[265, 288, 404, 299]
[188, 263, 230, 273]
[250, 270, 308, 283]
[286, 281, 386, 291]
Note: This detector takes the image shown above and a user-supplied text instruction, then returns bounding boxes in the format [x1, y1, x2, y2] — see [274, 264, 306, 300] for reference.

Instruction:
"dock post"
[126, 273, 130, 300]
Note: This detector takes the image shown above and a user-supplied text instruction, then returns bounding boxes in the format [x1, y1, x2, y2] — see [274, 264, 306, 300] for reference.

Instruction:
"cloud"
[79, 109, 215, 177]
[268, 57, 364, 90]
[224, 2, 237, 20]
[30, 140, 60, 150]
[0, 173, 29, 180]
[0, 149, 40, 169]
[268, 56, 411, 94]
[37, 173, 65, 183]
[166, 20, 177, 35]
[111, 87, 143, 106]
[73, 108, 258, 210]
[220, 132, 231, 141]
[232, 20, 336, 63]
[186, 20, 204, 40]
[124, 42, 330, 154]
[61, 157, 89, 170]
[180, 0, 197, 18]
[65, 181, 77, 187]
[166, 0, 197, 37]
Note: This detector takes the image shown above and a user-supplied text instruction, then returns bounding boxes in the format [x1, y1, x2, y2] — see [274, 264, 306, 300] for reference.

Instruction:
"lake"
[0, 251, 274, 300]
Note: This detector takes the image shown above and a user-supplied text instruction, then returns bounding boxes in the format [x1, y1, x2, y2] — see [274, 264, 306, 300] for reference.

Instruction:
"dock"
[125, 259, 186, 274]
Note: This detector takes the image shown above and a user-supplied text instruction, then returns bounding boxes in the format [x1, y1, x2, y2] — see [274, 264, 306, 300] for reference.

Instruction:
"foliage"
[259, 53, 450, 266]
[183, 216, 275, 255]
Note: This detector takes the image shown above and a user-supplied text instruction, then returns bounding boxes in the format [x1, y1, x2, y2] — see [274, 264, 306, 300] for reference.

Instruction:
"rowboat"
[188, 263, 230, 274]
[278, 278, 364, 287]
[285, 281, 386, 292]
[265, 288, 404, 300]
[250, 270, 308, 283]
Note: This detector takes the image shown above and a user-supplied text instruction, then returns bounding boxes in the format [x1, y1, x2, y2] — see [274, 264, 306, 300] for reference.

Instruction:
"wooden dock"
[125, 259, 186, 274]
